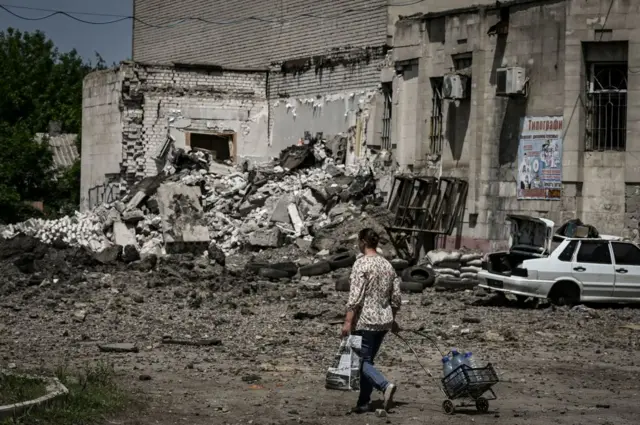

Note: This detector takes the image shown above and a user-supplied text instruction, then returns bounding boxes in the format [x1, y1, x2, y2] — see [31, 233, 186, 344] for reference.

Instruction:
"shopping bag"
[325, 335, 362, 391]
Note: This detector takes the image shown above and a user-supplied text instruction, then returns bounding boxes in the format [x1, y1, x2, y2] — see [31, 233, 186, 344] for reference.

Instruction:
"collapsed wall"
[81, 62, 270, 211]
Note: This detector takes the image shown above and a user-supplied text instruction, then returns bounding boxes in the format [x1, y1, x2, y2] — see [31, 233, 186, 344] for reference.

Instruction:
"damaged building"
[391, 0, 640, 249]
[82, 0, 640, 249]
[81, 0, 394, 210]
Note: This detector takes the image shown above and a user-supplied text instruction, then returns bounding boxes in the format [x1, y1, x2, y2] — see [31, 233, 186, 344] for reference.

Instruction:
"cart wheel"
[442, 400, 455, 415]
[475, 397, 489, 413]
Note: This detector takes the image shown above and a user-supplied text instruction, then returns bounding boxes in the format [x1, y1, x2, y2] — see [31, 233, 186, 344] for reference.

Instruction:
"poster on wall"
[517, 116, 563, 200]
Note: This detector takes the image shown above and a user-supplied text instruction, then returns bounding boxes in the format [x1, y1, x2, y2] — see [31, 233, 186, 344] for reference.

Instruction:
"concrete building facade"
[391, 0, 640, 248]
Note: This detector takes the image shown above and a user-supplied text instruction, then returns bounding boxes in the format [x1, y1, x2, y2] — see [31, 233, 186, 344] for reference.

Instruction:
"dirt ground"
[2, 245, 640, 425]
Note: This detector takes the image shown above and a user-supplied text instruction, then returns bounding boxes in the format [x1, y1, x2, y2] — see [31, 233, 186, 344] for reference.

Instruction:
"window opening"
[430, 77, 444, 155]
[381, 83, 392, 151]
[576, 241, 612, 264]
[585, 62, 627, 151]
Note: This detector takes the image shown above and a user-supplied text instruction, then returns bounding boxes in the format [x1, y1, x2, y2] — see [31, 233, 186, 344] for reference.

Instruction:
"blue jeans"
[356, 330, 390, 406]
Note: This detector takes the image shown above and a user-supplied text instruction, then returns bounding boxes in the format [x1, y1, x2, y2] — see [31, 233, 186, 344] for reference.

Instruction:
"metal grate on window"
[430, 77, 444, 154]
[381, 83, 392, 151]
[585, 63, 627, 151]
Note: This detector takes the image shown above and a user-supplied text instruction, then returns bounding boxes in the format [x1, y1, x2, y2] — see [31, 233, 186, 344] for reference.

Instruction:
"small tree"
[0, 28, 107, 223]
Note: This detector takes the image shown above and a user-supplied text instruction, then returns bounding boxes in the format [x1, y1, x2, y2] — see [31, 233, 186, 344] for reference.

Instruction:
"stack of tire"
[334, 258, 436, 294]
[247, 251, 358, 282]
[425, 250, 484, 291]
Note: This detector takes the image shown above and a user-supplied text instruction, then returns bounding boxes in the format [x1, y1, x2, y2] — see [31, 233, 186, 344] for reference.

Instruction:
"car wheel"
[549, 281, 580, 306]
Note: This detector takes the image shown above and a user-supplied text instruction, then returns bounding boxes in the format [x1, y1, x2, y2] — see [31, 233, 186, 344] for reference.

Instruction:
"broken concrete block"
[126, 191, 146, 211]
[156, 182, 210, 245]
[324, 164, 344, 177]
[122, 209, 145, 223]
[248, 228, 283, 248]
[270, 196, 293, 223]
[296, 237, 313, 252]
[238, 201, 257, 216]
[140, 239, 163, 257]
[113, 222, 137, 246]
[288, 204, 304, 235]
[209, 162, 234, 175]
[329, 204, 350, 218]
[94, 245, 122, 264]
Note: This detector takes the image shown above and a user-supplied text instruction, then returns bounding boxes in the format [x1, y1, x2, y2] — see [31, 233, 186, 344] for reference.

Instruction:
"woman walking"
[341, 228, 402, 413]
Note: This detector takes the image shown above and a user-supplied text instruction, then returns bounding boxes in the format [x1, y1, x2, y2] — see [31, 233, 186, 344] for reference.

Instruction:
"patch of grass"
[0, 374, 47, 405]
[2, 362, 135, 425]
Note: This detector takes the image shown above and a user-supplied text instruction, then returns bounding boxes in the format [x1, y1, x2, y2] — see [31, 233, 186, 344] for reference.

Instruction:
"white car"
[478, 215, 640, 305]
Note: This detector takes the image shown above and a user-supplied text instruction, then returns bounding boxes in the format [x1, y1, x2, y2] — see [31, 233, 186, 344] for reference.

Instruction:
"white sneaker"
[383, 383, 397, 411]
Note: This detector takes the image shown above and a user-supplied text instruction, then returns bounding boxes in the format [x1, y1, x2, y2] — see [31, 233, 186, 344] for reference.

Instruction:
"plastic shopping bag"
[325, 335, 362, 391]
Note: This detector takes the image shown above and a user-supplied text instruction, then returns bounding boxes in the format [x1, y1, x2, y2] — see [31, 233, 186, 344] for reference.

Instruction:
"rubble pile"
[0, 139, 379, 259]
[1, 212, 111, 252]
[425, 249, 484, 288]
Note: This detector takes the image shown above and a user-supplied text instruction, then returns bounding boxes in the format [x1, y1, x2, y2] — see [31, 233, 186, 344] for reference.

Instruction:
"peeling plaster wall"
[270, 90, 377, 153]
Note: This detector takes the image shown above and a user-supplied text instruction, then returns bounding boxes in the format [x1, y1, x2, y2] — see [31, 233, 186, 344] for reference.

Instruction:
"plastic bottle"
[450, 349, 465, 369]
[442, 356, 454, 377]
[464, 352, 479, 383]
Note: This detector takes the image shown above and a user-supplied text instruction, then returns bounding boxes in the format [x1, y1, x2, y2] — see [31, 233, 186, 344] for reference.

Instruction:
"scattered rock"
[98, 343, 139, 353]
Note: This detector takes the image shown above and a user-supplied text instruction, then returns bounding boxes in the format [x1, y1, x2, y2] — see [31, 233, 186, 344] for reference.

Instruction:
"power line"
[0, 1, 428, 27]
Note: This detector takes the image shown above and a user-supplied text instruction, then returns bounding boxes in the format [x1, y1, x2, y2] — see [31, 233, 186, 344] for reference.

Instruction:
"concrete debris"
[0, 139, 380, 258]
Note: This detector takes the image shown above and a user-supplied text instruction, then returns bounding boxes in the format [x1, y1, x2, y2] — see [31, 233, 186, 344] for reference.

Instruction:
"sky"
[0, 0, 132, 65]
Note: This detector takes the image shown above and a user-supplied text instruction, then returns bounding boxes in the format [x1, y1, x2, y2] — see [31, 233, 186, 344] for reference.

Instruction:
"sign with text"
[517, 116, 563, 200]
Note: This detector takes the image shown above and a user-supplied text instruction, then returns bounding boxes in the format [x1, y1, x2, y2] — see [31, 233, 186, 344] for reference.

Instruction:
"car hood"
[507, 215, 554, 255]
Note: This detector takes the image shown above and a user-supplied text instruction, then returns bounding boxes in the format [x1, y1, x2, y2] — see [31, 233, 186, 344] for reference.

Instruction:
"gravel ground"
[2, 254, 640, 425]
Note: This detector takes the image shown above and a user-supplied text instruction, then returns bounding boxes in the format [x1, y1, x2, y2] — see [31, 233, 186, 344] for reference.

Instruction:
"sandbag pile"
[425, 249, 484, 289]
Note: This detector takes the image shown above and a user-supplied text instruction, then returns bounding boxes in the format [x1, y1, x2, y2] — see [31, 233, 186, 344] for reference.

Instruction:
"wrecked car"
[482, 215, 555, 277]
[479, 215, 640, 305]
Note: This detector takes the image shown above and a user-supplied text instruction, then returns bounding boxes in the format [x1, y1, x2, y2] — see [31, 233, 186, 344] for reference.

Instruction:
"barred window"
[585, 62, 627, 151]
[381, 82, 392, 151]
[430, 77, 444, 154]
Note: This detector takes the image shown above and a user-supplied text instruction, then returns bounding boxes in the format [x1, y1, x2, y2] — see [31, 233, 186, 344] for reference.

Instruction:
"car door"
[611, 242, 640, 300]
[571, 240, 615, 299]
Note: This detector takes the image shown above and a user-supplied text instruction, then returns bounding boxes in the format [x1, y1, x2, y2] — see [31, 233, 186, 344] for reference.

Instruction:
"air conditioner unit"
[442, 73, 469, 100]
[496, 67, 526, 96]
